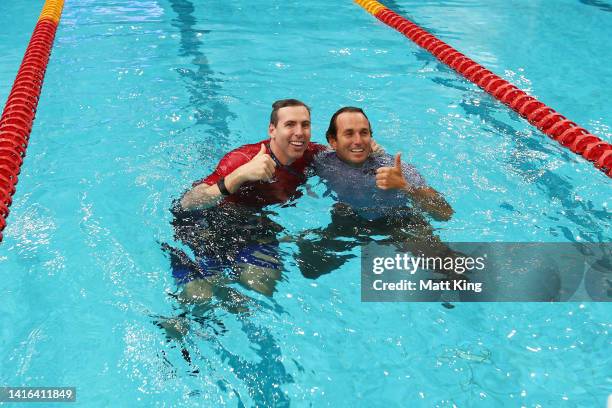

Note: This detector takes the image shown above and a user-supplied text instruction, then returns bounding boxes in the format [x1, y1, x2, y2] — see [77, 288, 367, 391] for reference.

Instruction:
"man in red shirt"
[168, 99, 325, 310]
[180, 99, 325, 210]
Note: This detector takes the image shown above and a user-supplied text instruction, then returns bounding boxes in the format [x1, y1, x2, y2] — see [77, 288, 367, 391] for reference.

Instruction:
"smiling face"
[268, 105, 311, 165]
[329, 111, 372, 166]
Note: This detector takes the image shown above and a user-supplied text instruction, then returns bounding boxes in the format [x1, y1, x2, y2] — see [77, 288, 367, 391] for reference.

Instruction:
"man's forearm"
[180, 171, 244, 211]
[405, 187, 454, 221]
[180, 183, 223, 211]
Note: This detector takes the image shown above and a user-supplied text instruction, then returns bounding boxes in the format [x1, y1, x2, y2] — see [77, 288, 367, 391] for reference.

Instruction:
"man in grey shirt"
[297, 106, 454, 279]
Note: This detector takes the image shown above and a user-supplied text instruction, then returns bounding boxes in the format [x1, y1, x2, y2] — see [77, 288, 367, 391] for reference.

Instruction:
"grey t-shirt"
[313, 151, 427, 220]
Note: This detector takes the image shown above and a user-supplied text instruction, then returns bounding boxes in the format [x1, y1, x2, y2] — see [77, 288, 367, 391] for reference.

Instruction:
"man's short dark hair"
[326, 106, 372, 142]
[270, 99, 311, 125]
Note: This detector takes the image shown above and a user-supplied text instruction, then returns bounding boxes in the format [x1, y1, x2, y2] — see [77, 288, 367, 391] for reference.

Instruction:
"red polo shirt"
[195, 139, 326, 207]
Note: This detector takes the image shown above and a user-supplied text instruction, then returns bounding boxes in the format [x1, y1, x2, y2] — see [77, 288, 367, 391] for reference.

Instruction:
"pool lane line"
[354, 0, 612, 179]
[0, 0, 65, 242]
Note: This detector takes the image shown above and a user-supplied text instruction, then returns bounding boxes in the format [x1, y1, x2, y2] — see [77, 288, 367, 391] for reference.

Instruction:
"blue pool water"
[1, 0, 611, 406]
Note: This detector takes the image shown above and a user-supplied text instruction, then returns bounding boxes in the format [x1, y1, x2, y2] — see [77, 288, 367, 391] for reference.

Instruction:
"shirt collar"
[266, 142, 304, 179]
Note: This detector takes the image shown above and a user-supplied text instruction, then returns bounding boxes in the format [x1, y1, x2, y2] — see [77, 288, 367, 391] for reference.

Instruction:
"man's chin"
[288, 148, 307, 160]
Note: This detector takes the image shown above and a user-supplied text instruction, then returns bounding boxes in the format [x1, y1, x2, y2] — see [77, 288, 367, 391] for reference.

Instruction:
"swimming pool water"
[1, 0, 610, 406]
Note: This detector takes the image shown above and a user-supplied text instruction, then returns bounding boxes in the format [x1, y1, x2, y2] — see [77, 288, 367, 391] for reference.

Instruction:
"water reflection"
[92, 0, 164, 23]
[163, 1, 292, 404]
[169, 0, 236, 139]
[458, 95, 609, 242]
[213, 321, 293, 407]
[579, 0, 612, 12]
[400, 21, 609, 242]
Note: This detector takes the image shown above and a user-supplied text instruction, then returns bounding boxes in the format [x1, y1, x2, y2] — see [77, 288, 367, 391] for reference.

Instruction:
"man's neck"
[269, 140, 294, 166]
[333, 151, 370, 168]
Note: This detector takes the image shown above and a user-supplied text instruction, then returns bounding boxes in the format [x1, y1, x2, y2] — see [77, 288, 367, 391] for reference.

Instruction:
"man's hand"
[376, 152, 454, 221]
[227, 144, 276, 192]
[370, 139, 385, 156]
[180, 144, 276, 211]
[375, 153, 410, 191]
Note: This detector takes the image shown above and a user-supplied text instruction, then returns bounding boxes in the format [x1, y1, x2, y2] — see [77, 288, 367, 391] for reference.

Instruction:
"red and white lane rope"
[0, 0, 65, 242]
[355, 0, 612, 179]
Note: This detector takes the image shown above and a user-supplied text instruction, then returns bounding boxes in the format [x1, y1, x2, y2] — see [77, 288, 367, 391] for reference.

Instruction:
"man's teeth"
[290, 141, 305, 146]
[350, 148, 364, 152]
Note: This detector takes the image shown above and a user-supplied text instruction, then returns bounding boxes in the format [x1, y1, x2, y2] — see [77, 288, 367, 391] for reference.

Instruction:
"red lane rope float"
[354, 0, 612, 179]
[0, 0, 65, 242]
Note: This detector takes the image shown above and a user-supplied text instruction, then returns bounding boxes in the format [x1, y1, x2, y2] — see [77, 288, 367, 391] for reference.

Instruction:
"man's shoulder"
[370, 152, 394, 166]
[371, 153, 417, 170]
[312, 150, 339, 167]
[195, 139, 268, 187]
[302, 142, 327, 160]
[313, 149, 335, 160]
[307, 142, 327, 154]
[217, 139, 270, 166]
[224, 139, 268, 160]
[294, 142, 327, 168]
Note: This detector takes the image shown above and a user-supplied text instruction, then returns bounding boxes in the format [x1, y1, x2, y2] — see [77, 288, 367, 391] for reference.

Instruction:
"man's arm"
[180, 144, 276, 211]
[375, 153, 454, 221]
[403, 186, 454, 221]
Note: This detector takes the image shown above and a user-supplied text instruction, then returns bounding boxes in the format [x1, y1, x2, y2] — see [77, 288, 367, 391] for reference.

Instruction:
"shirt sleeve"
[193, 149, 252, 187]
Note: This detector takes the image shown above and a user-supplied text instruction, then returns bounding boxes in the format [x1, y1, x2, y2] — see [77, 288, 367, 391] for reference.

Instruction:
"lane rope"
[0, 0, 65, 242]
[354, 0, 612, 178]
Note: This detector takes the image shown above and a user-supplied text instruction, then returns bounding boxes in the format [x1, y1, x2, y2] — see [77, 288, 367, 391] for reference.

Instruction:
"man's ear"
[328, 138, 337, 150]
[268, 123, 276, 138]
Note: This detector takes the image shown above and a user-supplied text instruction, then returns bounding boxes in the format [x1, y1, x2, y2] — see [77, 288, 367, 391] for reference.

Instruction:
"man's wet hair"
[326, 106, 373, 142]
[270, 99, 311, 125]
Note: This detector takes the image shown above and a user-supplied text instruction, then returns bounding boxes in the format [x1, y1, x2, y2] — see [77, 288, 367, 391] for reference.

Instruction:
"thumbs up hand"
[375, 153, 411, 191]
[235, 144, 277, 183]
[256, 143, 266, 156]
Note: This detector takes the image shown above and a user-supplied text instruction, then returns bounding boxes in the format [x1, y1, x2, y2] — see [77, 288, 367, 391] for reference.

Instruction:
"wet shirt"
[313, 151, 427, 220]
[171, 201, 284, 260]
[195, 139, 326, 207]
